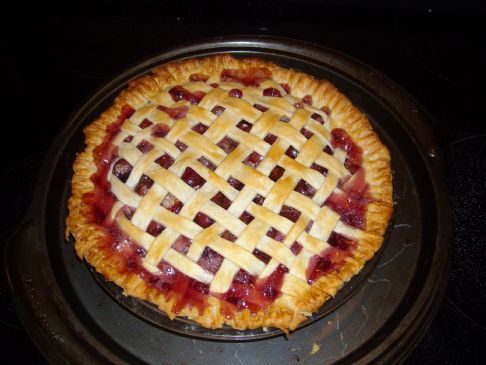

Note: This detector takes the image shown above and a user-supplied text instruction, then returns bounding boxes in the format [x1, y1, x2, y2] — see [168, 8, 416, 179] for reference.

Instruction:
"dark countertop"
[1, 2, 485, 363]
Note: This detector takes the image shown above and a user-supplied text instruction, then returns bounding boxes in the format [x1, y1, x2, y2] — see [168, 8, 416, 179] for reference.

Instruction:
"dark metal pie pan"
[4, 36, 452, 364]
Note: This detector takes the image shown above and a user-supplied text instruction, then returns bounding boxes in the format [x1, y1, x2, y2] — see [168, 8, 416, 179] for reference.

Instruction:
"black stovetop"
[1, 2, 485, 363]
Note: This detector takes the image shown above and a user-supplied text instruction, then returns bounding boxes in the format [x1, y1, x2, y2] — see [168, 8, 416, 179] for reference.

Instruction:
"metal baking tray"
[5, 36, 452, 364]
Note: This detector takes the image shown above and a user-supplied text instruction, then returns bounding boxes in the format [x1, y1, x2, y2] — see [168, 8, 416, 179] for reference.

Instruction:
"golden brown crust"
[66, 54, 393, 332]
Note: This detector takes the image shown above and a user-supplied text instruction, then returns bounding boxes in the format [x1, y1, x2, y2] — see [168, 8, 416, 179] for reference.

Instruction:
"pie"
[65, 55, 393, 332]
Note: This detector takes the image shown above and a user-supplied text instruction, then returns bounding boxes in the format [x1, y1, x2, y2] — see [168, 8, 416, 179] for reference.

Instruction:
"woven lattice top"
[106, 77, 359, 298]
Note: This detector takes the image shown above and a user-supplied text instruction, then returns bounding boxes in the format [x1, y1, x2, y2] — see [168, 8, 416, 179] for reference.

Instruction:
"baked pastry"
[66, 55, 393, 332]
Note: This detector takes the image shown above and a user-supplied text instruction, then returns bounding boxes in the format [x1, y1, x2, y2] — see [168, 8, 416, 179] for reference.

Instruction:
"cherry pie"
[66, 55, 393, 332]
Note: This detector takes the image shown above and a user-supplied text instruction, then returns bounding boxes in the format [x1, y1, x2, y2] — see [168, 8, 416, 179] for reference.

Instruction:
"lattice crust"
[66, 55, 393, 331]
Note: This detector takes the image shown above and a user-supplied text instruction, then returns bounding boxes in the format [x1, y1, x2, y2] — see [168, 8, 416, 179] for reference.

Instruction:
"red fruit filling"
[330, 128, 362, 167]
[243, 151, 263, 168]
[236, 120, 252, 132]
[211, 105, 225, 115]
[161, 193, 183, 213]
[220, 67, 271, 86]
[112, 158, 133, 183]
[323, 145, 334, 155]
[157, 105, 189, 120]
[181, 167, 206, 189]
[169, 85, 205, 105]
[302, 95, 313, 105]
[220, 230, 237, 242]
[137, 140, 154, 153]
[252, 194, 265, 205]
[263, 87, 282, 97]
[311, 113, 325, 124]
[123, 135, 133, 143]
[134, 175, 154, 196]
[193, 212, 215, 228]
[294, 179, 317, 198]
[279, 205, 301, 222]
[228, 88, 243, 98]
[300, 128, 314, 139]
[139, 118, 153, 129]
[151, 123, 170, 138]
[280, 83, 291, 93]
[172, 235, 192, 255]
[269, 165, 285, 182]
[211, 192, 232, 209]
[311, 163, 328, 176]
[155, 154, 174, 169]
[217, 136, 239, 154]
[239, 211, 254, 224]
[252, 248, 271, 264]
[279, 115, 290, 123]
[253, 104, 269, 112]
[285, 146, 298, 159]
[290, 241, 303, 255]
[325, 167, 369, 229]
[228, 176, 244, 191]
[192, 122, 209, 134]
[266, 227, 285, 242]
[264, 133, 278, 145]
[306, 233, 357, 284]
[321, 105, 331, 114]
[198, 247, 224, 274]
[197, 156, 217, 171]
[175, 140, 188, 152]
[146, 220, 165, 237]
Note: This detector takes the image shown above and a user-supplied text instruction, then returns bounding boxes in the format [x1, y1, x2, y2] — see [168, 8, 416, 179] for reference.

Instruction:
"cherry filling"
[279, 205, 301, 222]
[300, 128, 314, 139]
[239, 211, 255, 224]
[228, 88, 243, 98]
[311, 113, 325, 124]
[294, 179, 317, 198]
[279, 115, 290, 123]
[257, 264, 288, 301]
[181, 167, 206, 189]
[330, 128, 362, 167]
[175, 140, 188, 152]
[243, 151, 263, 168]
[266, 227, 285, 242]
[252, 248, 271, 264]
[198, 247, 224, 274]
[290, 241, 303, 255]
[253, 104, 269, 112]
[146, 220, 165, 237]
[325, 168, 369, 229]
[169, 85, 205, 105]
[217, 136, 239, 154]
[306, 233, 357, 284]
[211, 191, 232, 209]
[172, 235, 192, 254]
[280, 83, 291, 94]
[161, 193, 183, 213]
[151, 123, 170, 138]
[211, 105, 225, 115]
[193, 212, 215, 228]
[269, 165, 285, 182]
[197, 156, 217, 171]
[236, 120, 252, 132]
[263, 87, 282, 97]
[134, 175, 154, 196]
[285, 146, 298, 159]
[113, 158, 133, 183]
[84, 105, 134, 224]
[220, 230, 237, 242]
[157, 105, 189, 120]
[311, 163, 328, 176]
[137, 140, 154, 153]
[228, 176, 244, 191]
[155, 153, 174, 169]
[139, 118, 153, 129]
[192, 122, 209, 134]
[220, 67, 271, 86]
[302, 95, 313, 105]
[264, 133, 278, 145]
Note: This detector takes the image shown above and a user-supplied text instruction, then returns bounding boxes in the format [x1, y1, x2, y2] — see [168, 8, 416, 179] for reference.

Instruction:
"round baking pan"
[4, 36, 452, 364]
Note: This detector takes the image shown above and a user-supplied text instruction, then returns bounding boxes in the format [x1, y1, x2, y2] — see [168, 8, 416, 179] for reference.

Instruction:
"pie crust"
[66, 55, 393, 332]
